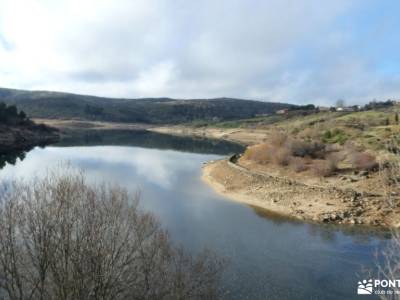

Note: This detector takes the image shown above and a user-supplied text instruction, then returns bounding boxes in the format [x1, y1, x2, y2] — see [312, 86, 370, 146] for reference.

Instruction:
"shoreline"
[34, 119, 267, 146]
[0, 124, 59, 154]
[202, 158, 400, 228]
[28, 119, 400, 228]
[149, 125, 269, 145]
[33, 118, 154, 131]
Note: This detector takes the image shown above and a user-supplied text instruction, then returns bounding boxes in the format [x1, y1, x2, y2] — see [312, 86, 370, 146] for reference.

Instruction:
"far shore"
[149, 125, 269, 145]
[33, 118, 154, 131]
[34, 119, 266, 146]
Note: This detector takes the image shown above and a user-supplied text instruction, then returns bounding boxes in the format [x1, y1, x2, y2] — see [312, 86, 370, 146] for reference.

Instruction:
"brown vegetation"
[242, 130, 378, 178]
[311, 160, 336, 177]
[350, 151, 378, 171]
[0, 169, 224, 300]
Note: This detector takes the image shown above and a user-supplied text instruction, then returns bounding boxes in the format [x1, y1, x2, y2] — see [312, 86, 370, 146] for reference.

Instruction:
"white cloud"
[0, 0, 398, 105]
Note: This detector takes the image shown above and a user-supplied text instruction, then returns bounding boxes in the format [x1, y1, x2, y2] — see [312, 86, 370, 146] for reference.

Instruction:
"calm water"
[0, 130, 390, 299]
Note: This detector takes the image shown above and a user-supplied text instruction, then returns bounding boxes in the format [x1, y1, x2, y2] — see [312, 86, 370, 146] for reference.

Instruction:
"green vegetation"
[321, 129, 348, 145]
[209, 104, 400, 154]
[0, 102, 29, 125]
[0, 87, 294, 124]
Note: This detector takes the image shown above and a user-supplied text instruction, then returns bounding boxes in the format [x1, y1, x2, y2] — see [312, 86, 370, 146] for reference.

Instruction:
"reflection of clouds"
[0, 146, 213, 189]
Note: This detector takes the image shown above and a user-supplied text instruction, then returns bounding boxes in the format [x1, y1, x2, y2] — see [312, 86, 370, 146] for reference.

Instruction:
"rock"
[322, 215, 330, 223]
[349, 218, 356, 224]
[355, 208, 363, 216]
[349, 176, 359, 182]
[330, 214, 337, 221]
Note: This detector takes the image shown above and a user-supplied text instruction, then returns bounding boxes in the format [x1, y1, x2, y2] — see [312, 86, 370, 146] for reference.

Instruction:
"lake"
[0, 130, 390, 299]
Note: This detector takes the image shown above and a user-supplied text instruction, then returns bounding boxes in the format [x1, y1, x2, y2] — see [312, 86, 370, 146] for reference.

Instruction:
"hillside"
[0, 87, 295, 124]
[208, 105, 400, 152]
[197, 104, 400, 227]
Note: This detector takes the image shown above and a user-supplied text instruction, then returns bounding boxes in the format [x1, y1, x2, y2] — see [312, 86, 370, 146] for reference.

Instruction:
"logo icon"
[358, 279, 373, 295]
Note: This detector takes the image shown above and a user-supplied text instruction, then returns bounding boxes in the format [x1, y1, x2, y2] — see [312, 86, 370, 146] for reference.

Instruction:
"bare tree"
[376, 140, 400, 299]
[376, 230, 400, 300]
[336, 99, 345, 108]
[0, 169, 225, 300]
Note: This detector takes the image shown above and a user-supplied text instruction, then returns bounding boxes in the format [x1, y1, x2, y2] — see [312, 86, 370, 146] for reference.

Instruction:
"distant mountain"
[0, 87, 296, 124]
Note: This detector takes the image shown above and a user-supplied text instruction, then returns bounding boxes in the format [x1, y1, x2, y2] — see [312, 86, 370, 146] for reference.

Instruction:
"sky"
[0, 0, 399, 105]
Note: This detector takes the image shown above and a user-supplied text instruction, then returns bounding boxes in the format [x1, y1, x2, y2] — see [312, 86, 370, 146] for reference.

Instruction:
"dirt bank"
[150, 126, 269, 145]
[202, 158, 400, 227]
[34, 118, 153, 131]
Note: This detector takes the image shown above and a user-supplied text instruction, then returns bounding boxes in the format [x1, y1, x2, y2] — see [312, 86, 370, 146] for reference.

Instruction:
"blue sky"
[0, 0, 399, 105]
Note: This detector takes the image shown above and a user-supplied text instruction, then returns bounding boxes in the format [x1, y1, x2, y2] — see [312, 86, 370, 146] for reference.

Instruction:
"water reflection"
[0, 149, 28, 169]
[251, 205, 391, 243]
[57, 129, 245, 155]
[0, 132, 389, 300]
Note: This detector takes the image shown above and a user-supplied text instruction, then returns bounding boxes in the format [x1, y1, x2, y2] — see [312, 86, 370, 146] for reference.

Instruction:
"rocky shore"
[202, 157, 400, 228]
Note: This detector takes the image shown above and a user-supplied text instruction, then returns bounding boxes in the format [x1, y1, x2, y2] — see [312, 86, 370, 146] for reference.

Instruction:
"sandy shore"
[33, 118, 153, 131]
[149, 125, 269, 145]
[202, 159, 400, 227]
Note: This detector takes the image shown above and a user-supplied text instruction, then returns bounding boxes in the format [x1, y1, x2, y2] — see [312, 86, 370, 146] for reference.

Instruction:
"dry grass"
[350, 152, 378, 170]
[272, 147, 291, 166]
[289, 157, 308, 173]
[311, 160, 336, 177]
[242, 143, 272, 163]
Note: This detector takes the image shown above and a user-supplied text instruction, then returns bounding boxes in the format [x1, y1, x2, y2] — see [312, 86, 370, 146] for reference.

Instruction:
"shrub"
[289, 157, 308, 173]
[299, 127, 320, 140]
[350, 151, 378, 170]
[269, 131, 288, 147]
[272, 147, 291, 166]
[322, 128, 348, 145]
[326, 152, 344, 169]
[323, 130, 332, 140]
[287, 139, 326, 159]
[311, 160, 336, 177]
[242, 143, 272, 163]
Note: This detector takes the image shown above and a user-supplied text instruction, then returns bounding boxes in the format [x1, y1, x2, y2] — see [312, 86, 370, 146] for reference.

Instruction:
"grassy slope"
[206, 105, 400, 154]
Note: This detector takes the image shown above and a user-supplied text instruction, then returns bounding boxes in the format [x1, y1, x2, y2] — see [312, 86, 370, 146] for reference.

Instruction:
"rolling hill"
[0, 87, 295, 124]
